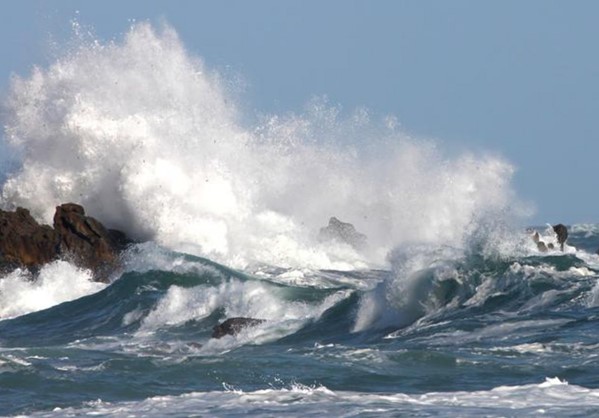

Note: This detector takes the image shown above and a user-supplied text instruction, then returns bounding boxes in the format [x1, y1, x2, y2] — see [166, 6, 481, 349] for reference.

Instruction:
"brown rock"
[53, 203, 128, 276]
[0, 203, 133, 281]
[0, 207, 59, 269]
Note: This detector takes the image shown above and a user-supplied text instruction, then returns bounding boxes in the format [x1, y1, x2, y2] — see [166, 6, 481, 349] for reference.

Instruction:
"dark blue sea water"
[1, 225, 599, 417]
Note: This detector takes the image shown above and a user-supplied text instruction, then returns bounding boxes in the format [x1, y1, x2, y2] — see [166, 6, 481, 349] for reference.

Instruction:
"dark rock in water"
[0, 207, 60, 269]
[0, 203, 133, 282]
[318, 217, 367, 250]
[212, 317, 265, 338]
[531, 225, 567, 253]
[552, 224, 568, 251]
[53, 203, 131, 278]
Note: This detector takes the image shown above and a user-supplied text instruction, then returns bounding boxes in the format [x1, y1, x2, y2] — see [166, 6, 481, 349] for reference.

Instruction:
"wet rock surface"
[212, 317, 265, 338]
[318, 216, 367, 250]
[553, 224, 568, 251]
[0, 203, 132, 281]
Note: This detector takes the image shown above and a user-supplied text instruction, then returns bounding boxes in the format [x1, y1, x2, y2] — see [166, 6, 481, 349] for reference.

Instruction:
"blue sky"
[1, 1, 597, 224]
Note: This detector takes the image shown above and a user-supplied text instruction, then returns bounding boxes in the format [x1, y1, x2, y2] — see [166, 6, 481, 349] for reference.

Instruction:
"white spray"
[0, 261, 105, 320]
[1, 22, 522, 271]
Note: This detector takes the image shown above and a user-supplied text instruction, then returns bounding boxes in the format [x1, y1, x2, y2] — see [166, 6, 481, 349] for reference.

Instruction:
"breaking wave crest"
[2, 21, 523, 270]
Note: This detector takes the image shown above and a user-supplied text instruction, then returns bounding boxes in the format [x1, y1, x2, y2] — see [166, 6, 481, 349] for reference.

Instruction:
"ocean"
[1, 22, 599, 417]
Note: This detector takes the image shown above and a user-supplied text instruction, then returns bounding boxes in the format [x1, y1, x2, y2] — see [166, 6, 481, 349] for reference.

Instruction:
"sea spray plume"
[2, 22, 252, 250]
[352, 157, 524, 333]
[1, 21, 524, 270]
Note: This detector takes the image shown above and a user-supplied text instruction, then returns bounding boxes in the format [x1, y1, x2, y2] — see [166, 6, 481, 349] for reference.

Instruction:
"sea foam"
[0, 260, 105, 320]
[2, 22, 522, 270]
[20, 377, 599, 418]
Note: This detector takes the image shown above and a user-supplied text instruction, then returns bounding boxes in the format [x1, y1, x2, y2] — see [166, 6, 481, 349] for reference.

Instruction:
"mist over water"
[0, 22, 523, 270]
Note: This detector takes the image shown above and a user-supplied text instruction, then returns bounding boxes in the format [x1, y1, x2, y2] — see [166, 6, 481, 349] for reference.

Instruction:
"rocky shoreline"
[0, 203, 264, 338]
[0, 203, 132, 282]
[0, 205, 584, 339]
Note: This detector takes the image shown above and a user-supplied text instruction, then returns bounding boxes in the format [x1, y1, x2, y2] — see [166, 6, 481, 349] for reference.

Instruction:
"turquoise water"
[1, 226, 599, 417]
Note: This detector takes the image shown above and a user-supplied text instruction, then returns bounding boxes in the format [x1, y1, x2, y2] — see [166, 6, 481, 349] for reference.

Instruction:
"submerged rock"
[318, 217, 367, 250]
[212, 317, 265, 338]
[0, 203, 133, 281]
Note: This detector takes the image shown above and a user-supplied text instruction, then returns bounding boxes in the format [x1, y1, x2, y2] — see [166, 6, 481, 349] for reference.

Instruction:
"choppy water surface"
[0, 226, 598, 416]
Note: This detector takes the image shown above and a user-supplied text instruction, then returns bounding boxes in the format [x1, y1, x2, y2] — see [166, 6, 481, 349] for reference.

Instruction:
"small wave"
[354, 246, 598, 335]
[23, 377, 599, 417]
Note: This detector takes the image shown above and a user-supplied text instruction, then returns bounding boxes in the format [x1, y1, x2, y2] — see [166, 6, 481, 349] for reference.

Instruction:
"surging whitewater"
[2, 22, 520, 270]
[3, 21, 599, 418]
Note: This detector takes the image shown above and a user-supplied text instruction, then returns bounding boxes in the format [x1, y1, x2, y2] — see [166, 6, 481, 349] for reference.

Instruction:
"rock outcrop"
[0, 207, 59, 269]
[531, 231, 554, 252]
[530, 224, 568, 253]
[0, 203, 132, 281]
[212, 317, 265, 338]
[318, 217, 367, 250]
[552, 224, 568, 251]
